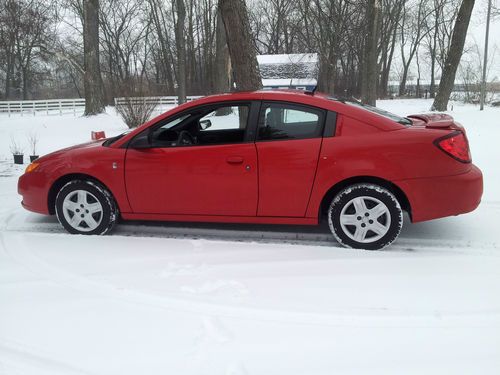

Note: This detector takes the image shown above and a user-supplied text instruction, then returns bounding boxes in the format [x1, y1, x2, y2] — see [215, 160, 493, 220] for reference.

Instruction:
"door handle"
[226, 156, 244, 164]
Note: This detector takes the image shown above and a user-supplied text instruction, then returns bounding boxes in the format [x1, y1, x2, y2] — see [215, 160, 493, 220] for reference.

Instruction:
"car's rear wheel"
[55, 179, 118, 235]
[328, 184, 403, 250]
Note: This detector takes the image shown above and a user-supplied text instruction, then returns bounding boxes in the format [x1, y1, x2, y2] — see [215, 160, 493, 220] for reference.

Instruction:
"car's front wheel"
[55, 179, 118, 235]
[328, 184, 403, 250]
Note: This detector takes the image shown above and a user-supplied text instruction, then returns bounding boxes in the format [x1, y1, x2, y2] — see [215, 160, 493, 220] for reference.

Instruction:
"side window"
[199, 105, 249, 132]
[150, 114, 192, 147]
[196, 104, 250, 146]
[150, 104, 251, 148]
[258, 103, 324, 141]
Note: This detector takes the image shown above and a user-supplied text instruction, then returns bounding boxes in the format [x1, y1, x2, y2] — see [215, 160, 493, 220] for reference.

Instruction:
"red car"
[18, 90, 483, 249]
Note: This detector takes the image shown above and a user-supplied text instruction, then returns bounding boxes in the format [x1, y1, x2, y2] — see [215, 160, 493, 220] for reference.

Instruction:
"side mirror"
[200, 119, 212, 130]
[129, 133, 152, 149]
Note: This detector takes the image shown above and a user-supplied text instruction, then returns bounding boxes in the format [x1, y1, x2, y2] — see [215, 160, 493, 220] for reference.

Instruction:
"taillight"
[434, 131, 471, 163]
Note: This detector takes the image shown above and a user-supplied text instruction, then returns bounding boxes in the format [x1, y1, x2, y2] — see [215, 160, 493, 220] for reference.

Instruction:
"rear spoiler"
[407, 113, 457, 129]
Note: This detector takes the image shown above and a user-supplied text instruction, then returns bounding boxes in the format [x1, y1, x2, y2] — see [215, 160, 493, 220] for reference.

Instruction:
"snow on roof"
[262, 78, 317, 87]
[388, 80, 440, 86]
[258, 53, 318, 81]
[257, 53, 318, 65]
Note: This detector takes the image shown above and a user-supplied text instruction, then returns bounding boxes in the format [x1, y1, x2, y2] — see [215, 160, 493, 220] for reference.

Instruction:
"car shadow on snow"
[116, 213, 473, 250]
[17, 211, 478, 251]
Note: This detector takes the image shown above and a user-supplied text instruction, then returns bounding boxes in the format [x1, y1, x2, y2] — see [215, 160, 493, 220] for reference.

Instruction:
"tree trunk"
[429, 45, 436, 99]
[5, 56, 13, 99]
[379, 31, 397, 98]
[175, 0, 187, 104]
[416, 50, 421, 98]
[83, 0, 105, 116]
[399, 63, 410, 96]
[429, 2, 440, 99]
[22, 66, 28, 100]
[214, 9, 232, 116]
[214, 9, 231, 94]
[317, 51, 335, 95]
[361, 0, 380, 106]
[430, 56, 436, 98]
[218, 0, 262, 91]
[432, 0, 475, 111]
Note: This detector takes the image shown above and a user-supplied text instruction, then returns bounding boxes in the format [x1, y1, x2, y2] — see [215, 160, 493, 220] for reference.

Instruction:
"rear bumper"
[397, 164, 483, 223]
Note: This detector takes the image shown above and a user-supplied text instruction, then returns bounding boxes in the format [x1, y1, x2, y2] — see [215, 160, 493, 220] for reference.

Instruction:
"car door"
[255, 101, 326, 217]
[124, 102, 259, 216]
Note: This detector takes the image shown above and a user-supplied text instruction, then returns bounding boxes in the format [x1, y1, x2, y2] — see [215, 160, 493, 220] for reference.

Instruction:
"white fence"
[114, 96, 203, 112]
[0, 98, 86, 116]
[0, 96, 203, 117]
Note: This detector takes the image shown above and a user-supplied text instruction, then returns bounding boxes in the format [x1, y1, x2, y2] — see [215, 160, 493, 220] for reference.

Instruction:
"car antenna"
[304, 85, 317, 96]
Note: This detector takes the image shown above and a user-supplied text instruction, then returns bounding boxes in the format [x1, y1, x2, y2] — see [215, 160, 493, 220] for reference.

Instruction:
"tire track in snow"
[0, 340, 94, 375]
[3, 209, 499, 253]
[2, 231, 500, 329]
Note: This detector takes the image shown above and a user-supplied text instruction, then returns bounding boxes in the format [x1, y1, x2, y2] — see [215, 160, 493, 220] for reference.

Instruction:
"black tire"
[328, 183, 403, 250]
[55, 179, 118, 235]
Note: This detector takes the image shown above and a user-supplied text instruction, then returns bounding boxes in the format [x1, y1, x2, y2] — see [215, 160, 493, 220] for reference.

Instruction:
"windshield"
[102, 130, 132, 146]
[156, 114, 192, 131]
[331, 97, 412, 126]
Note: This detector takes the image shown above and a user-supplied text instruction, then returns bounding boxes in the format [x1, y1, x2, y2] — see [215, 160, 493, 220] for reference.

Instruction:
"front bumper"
[18, 171, 51, 215]
[396, 164, 483, 223]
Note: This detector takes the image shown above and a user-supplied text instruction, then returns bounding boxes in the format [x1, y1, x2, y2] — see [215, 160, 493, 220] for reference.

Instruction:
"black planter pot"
[13, 154, 24, 165]
[30, 155, 39, 162]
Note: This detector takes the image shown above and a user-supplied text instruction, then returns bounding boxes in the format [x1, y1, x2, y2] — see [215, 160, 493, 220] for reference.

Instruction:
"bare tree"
[432, 0, 475, 111]
[219, 0, 262, 91]
[1, 0, 485, 106]
[251, 0, 298, 54]
[83, 0, 105, 115]
[214, 9, 231, 94]
[291, 0, 358, 96]
[378, 0, 404, 98]
[0, 0, 55, 99]
[99, 0, 150, 99]
[146, 0, 219, 96]
[174, 0, 187, 103]
[361, 0, 381, 105]
[423, 0, 458, 98]
[398, 0, 433, 97]
[491, 0, 500, 18]
[148, 0, 176, 94]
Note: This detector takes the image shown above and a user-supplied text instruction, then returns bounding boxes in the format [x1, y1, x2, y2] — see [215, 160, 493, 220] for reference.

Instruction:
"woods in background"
[0, 0, 485, 110]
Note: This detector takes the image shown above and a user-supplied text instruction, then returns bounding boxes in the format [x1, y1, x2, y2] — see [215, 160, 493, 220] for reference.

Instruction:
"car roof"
[187, 89, 334, 108]
[180, 90, 404, 129]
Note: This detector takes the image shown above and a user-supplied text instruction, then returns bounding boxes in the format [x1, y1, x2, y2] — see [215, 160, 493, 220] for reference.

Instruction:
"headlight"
[25, 162, 40, 173]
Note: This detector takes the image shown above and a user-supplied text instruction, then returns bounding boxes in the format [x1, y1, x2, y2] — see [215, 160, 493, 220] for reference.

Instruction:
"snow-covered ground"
[0, 99, 499, 374]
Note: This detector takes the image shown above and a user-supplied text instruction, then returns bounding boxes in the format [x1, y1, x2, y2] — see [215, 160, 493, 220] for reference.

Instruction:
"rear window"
[331, 98, 412, 126]
[258, 102, 324, 141]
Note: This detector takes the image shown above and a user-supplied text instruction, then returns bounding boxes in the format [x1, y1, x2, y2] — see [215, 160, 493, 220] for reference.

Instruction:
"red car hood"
[407, 113, 464, 131]
[36, 140, 105, 163]
[59, 140, 105, 152]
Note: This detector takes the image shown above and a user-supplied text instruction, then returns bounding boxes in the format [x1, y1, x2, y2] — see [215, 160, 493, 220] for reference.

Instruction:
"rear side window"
[257, 102, 324, 141]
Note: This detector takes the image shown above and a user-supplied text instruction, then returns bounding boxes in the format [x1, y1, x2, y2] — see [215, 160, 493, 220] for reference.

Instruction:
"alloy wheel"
[62, 189, 103, 232]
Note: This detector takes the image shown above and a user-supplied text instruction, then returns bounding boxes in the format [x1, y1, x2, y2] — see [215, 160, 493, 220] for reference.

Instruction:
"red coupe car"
[18, 90, 483, 249]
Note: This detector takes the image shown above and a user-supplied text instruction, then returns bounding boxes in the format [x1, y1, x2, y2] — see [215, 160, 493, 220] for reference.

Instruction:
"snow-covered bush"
[115, 97, 158, 129]
[9, 138, 23, 155]
[27, 132, 38, 156]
